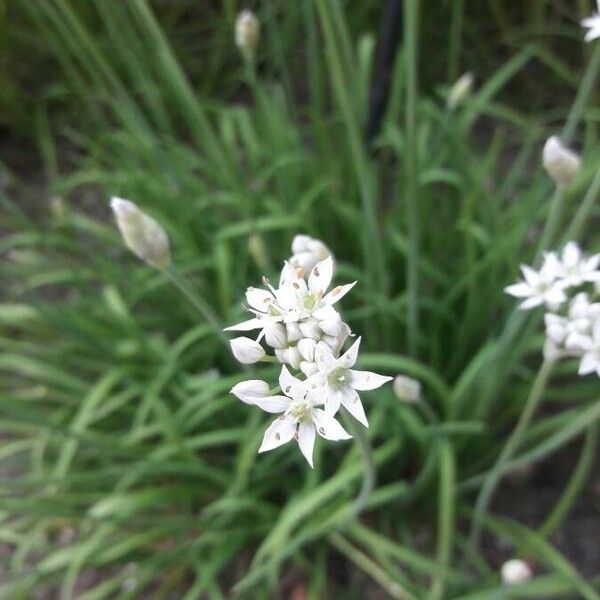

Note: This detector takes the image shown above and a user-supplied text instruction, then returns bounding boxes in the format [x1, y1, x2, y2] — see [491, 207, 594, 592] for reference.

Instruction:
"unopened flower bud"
[290, 235, 332, 274]
[393, 375, 422, 403]
[501, 559, 532, 585]
[297, 338, 316, 362]
[275, 346, 302, 369]
[300, 361, 318, 376]
[231, 379, 270, 403]
[291, 234, 312, 255]
[235, 10, 260, 61]
[447, 72, 474, 110]
[542, 136, 580, 187]
[248, 233, 269, 271]
[299, 318, 321, 339]
[286, 322, 303, 343]
[111, 197, 170, 269]
[263, 322, 288, 349]
[230, 337, 265, 364]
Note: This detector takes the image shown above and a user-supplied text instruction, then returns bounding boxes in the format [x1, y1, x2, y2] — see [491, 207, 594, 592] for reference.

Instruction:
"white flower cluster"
[226, 236, 392, 467]
[505, 241, 600, 375]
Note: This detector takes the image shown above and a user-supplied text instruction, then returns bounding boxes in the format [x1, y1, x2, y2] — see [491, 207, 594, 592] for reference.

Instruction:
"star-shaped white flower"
[505, 253, 567, 310]
[310, 337, 392, 427]
[557, 241, 600, 287]
[276, 256, 356, 323]
[232, 367, 351, 467]
[582, 1, 600, 42]
[577, 320, 600, 377]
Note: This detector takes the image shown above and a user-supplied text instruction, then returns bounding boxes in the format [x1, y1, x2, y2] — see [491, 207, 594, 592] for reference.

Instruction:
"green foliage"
[1, 0, 599, 597]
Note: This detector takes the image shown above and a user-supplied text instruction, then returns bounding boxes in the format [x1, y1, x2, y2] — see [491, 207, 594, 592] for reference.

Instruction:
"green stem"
[404, 0, 420, 357]
[537, 424, 597, 539]
[430, 440, 455, 600]
[563, 43, 600, 144]
[162, 266, 228, 350]
[470, 360, 553, 551]
[329, 534, 417, 600]
[343, 414, 376, 524]
[535, 187, 565, 260]
[564, 163, 600, 242]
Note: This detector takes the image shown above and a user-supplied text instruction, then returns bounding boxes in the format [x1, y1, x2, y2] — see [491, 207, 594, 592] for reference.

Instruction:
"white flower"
[225, 257, 354, 338]
[501, 559, 532, 585]
[230, 337, 265, 364]
[577, 320, 600, 377]
[110, 197, 170, 268]
[557, 241, 600, 287]
[545, 293, 600, 357]
[447, 72, 474, 110]
[235, 10, 260, 60]
[505, 253, 567, 310]
[542, 136, 580, 186]
[249, 366, 351, 467]
[230, 379, 270, 404]
[276, 257, 356, 323]
[393, 375, 422, 403]
[581, 1, 600, 42]
[310, 337, 392, 426]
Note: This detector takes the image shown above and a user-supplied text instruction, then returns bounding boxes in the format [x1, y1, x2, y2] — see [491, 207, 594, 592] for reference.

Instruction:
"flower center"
[291, 401, 312, 422]
[267, 305, 281, 317]
[303, 294, 316, 310]
[328, 366, 348, 389]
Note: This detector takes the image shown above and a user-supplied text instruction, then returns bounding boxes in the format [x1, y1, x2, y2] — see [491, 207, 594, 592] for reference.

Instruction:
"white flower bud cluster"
[289, 234, 332, 274]
[225, 236, 393, 467]
[505, 241, 600, 375]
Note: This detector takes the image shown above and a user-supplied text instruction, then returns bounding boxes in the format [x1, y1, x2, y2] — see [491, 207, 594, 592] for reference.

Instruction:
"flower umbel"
[506, 241, 600, 378]
[226, 236, 395, 466]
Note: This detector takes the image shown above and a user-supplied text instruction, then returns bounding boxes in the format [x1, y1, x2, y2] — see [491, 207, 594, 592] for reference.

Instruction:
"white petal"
[504, 282, 532, 298]
[324, 388, 344, 416]
[562, 242, 581, 268]
[297, 338, 317, 362]
[541, 252, 560, 279]
[224, 317, 264, 332]
[253, 395, 291, 413]
[340, 336, 361, 368]
[578, 352, 598, 376]
[341, 388, 369, 427]
[231, 379, 270, 403]
[315, 341, 337, 372]
[520, 265, 540, 287]
[246, 287, 274, 312]
[312, 409, 352, 441]
[518, 296, 543, 310]
[349, 369, 392, 391]
[297, 422, 316, 467]
[279, 365, 301, 396]
[308, 256, 334, 295]
[321, 282, 356, 306]
[258, 414, 297, 452]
